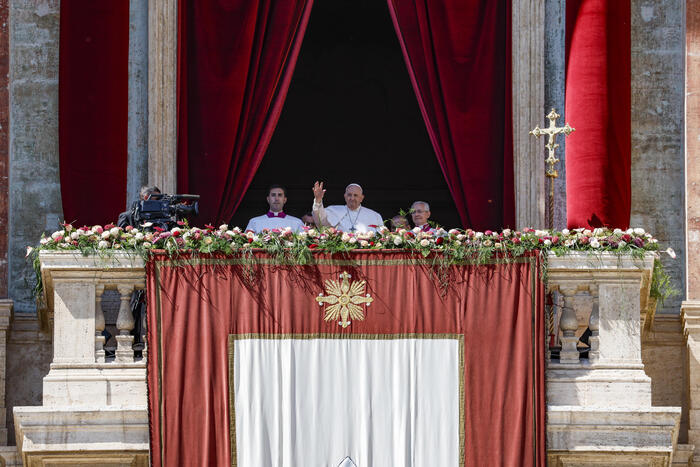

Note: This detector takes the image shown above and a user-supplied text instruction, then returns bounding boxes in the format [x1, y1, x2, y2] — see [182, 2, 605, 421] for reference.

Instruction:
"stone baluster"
[558, 286, 580, 363]
[115, 285, 135, 363]
[588, 287, 600, 363]
[95, 284, 106, 363]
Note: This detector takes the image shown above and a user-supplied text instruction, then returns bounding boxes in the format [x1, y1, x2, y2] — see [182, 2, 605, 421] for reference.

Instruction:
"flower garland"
[27, 222, 677, 301]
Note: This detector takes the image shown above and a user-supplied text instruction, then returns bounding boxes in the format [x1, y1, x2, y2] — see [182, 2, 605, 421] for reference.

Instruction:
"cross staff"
[530, 108, 575, 229]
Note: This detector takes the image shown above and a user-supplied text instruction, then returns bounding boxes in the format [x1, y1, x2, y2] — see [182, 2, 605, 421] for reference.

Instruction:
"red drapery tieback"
[387, 0, 514, 231]
[565, 0, 631, 229]
[177, 0, 313, 225]
[58, 2, 129, 226]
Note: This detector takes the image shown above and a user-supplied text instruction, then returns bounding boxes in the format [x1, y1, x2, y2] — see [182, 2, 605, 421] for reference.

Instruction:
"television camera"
[132, 193, 200, 230]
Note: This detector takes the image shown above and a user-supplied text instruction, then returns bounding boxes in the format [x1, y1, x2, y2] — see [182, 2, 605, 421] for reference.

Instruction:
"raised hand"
[313, 181, 326, 202]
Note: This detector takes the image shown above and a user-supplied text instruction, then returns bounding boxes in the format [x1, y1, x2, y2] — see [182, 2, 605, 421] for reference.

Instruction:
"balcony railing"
[10, 250, 681, 466]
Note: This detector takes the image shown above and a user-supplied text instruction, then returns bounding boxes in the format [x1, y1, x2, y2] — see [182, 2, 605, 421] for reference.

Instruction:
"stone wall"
[631, 0, 686, 314]
[8, 0, 62, 314]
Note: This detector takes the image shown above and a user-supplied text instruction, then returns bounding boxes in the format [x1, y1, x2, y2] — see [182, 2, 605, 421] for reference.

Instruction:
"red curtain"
[177, 0, 313, 224]
[147, 252, 545, 466]
[565, 0, 631, 229]
[387, 0, 514, 231]
[59, 1, 129, 226]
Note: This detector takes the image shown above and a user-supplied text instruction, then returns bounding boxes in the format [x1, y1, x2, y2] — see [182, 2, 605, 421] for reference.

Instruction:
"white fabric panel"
[233, 338, 460, 467]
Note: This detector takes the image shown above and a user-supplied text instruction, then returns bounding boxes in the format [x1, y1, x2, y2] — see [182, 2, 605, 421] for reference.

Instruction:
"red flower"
[552, 236, 559, 244]
[177, 220, 185, 226]
[247, 237, 253, 243]
[205, 224, 215, 230]
[579, 236, 589, 244]
[309, 243, 318, 249]
[622, 234, 631, 242]
[436, 237, 444, 245]
[368, 224, 378, 229]
[172, 230, 181, 237]
[512, 237, 521, 244]
[104, 223, 115, 230]
[153, 226, 165, 232]
[485, 230, 493, 236]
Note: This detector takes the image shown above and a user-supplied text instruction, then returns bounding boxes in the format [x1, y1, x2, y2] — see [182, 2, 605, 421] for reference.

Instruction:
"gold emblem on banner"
[316, 271, 373, 328]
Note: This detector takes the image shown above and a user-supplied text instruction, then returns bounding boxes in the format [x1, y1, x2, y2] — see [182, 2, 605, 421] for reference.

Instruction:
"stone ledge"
[13, 406, 148, 456]
[547, 406, 681, 454]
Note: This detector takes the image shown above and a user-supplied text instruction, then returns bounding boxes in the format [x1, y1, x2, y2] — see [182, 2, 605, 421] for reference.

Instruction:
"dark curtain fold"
[58, 1, 129, 226]
[177, 0, 313, 225]
[565, 0, 631, 228]
[386, 0, 514, 231]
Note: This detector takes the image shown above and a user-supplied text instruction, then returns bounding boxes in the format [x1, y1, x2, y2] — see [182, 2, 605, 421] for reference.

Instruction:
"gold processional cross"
[529, 108, 575, 229]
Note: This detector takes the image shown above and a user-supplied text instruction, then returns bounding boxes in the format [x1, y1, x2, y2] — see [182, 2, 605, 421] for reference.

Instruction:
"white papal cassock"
[313, 202, 383, 232]
[245, 211, 304, 233]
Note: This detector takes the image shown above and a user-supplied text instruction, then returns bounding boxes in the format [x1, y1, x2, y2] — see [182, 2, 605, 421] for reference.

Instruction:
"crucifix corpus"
[529, 108, 575, 229]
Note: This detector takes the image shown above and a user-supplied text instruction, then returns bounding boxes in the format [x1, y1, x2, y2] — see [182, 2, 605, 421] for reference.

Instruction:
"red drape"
[147, 252, 545, 466]
[387, 0, 514, 231]
[565, 0, 631, 229]
[177, 0, 313, 225]
[58, 1, 129, 226]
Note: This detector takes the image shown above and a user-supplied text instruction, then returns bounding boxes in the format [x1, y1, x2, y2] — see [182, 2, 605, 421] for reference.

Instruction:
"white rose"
[448, 229, 460, 235]
[142, 242, 152, 248]
[98, 240, 109, 249]
[502, 229, 512, 237]
[634, 228, 645, 235]
[219, 224, 228, 231]
[564, 239, 574, 247]
[626, 228, 633, 235]
[590, 239, 600, 248]
[359, 240, 368, 247]
[535, 230, 547, 237]
[308, 229, 318, 237]
[475, 232, 484, 238]
[561, 229, 570, 236]
[543, 239, 552, 246]
[367, 231, 376, 238]
[70, 231, 79, 240]
[285, 241, 294, 247]
[51, 230, 65, 240]
[226, 230, 235, 237]
[393, 236, 402, 246]
[592, 228, 604, 236]
[298, 231, 308, 238]
[619, 240, 626, 247]
[583, 229, 592, 236]
[348, 237, 357, 244]
[233, 227, 241, 233]
[420, 239, 430, 247]
[613, 228, 623, 235]
[341, 233, 351, 242]
[457, 234, 466, 241]
[101, 231, 111, 239]
[454, 240, 462, 246]
[412, 227, 421, 234]
[135, 232, 144, 241]
[110, 227, 120, 237]
[435, 228, 446, 236]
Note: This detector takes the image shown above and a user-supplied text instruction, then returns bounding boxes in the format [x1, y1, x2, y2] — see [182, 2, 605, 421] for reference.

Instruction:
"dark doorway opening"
[231, 0, 460, 229]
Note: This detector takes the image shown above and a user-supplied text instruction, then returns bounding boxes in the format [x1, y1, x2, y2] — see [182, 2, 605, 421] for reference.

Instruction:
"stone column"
[0, 1, 8, 299]
[544, 0, 567, 229]
[148, 0, 177, 194]
[127, 0, 149, 207]
[512, 0, 545, 230]
[0, 299, 11, 446]
[684, 1, 700, 462]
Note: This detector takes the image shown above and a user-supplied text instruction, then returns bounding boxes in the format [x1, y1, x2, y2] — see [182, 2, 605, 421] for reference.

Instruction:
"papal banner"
[146, 251, 545, 466]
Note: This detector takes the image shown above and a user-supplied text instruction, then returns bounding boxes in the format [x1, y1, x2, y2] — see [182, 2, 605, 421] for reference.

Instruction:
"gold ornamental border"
[227, 333, 465, 467]
[153, 254, 536, 269]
